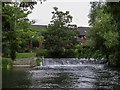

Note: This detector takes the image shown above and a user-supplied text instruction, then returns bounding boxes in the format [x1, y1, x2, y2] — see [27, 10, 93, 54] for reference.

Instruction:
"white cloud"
[28, 2, 90, 27]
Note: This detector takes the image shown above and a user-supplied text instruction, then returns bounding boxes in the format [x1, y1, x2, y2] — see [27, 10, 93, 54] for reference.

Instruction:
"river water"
[2, 58, 120, 89]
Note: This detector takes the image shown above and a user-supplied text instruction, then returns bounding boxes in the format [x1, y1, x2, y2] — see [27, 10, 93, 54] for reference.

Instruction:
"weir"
[41, 58, 106, 66]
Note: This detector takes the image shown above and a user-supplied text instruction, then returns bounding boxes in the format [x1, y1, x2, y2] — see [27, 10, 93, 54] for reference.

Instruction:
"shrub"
[36, 48, 47, 57]
[2, 58, 13, 69]
[109, 53, 119, 67]
[64, 49, 76, 58]
[36, 58, 41, 66]
[2, 47, 11, 58]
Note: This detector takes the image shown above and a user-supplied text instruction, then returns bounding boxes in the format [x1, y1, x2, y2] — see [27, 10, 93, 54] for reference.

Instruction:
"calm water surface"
[2, 63, 120, 89]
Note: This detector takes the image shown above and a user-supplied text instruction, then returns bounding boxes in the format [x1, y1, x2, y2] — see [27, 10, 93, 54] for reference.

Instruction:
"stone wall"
[14, 57, 37, 67]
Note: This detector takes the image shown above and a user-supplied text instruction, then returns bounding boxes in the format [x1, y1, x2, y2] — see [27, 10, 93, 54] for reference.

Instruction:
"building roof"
[78, 27, 89, 36]
[30, 25, 47, 29]
[30, 25, 90, 36]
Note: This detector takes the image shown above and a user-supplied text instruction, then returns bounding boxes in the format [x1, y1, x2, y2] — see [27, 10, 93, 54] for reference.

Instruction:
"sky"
[28, 1, 91, 27]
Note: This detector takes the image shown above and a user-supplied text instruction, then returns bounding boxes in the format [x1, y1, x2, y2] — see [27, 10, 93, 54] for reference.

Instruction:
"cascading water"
[40, 58, 106, 67]
[41, 58, 81, 66]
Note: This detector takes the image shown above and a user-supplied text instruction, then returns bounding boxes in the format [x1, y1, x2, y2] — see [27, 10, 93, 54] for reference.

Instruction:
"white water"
[40, 58, 105, 66]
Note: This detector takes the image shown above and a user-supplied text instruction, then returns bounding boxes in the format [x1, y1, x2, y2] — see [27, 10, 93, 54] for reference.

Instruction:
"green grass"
[16, 52, 36, 59]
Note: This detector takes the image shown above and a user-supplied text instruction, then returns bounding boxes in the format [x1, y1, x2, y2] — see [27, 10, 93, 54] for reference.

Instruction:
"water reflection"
[2, 68, 31, 89]
[29, 64, 120, 89]
[94, 68, 120, 89]
[29, 67, 76, 88]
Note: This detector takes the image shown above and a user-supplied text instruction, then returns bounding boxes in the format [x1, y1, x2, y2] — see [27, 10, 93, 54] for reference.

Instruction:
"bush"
[2, 47, 11, 58]
[2, 58, 13, 69]
[36, 58, 41, 66]
[63, 49, 76, 58]
[36, 48, 47, 57]
[109, 53, 120, 67]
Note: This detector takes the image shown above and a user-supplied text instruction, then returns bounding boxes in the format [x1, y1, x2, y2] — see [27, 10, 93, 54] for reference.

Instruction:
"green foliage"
[88, 2, 120, 67]
[103, 31, 118, 49]
[89, 2, 103, 25]
[88, 9, 118, 50]
[2, 2, 37, 60]
[2, 58, 13, 69]
[36, 48, 47, 57]
[75, 44, 92, 59]
[106, 2, 120, 67]
[16, 28, 46, 52]
[109, 54, 117, 67]
[36, 58, 41, 66]
[45, 7, 79, 58]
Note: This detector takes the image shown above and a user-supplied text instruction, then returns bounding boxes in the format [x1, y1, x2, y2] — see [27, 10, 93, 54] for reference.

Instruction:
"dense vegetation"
[2, 2, 46, 68]
[2, 2, 36, 60]
[87, 2, 120, 67]
[2, 2, 46, 60]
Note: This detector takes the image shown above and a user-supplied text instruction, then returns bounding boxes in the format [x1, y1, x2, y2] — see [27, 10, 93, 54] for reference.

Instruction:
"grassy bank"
[2, 52, 36, 69]
[16, 52, 35, 59]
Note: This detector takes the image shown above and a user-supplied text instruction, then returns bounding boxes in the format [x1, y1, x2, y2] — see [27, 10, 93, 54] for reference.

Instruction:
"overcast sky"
[28, 1, 91, 27]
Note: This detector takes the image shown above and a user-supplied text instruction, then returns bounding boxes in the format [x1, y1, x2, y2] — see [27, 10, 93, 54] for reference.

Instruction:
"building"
[28, 25, 47, 49]
[78, 27, 90, 44]
[30, 25, 47, 29]
[30, 25, 90, 47]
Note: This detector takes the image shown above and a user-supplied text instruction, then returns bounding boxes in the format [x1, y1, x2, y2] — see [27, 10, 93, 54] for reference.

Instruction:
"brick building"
[78, 27, 89, 44]
[30, 25, 90, 47]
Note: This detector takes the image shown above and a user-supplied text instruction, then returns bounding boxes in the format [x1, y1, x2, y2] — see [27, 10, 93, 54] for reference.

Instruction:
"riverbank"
[2, 57, 37, 69]
[2, 52, 37, 69]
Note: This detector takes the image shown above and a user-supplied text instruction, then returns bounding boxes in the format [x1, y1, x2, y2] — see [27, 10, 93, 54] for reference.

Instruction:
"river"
[2, 58, 120, 89]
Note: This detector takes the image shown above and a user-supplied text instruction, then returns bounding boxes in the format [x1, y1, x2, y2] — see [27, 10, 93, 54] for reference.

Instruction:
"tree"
[106, 2, 120, 67]
[2, 2, 37, 60]
[88, 2, 103, 25]
[45, 7, 79, 58]
[88, 2, 119, 66]
[17, 27, 46, 52]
